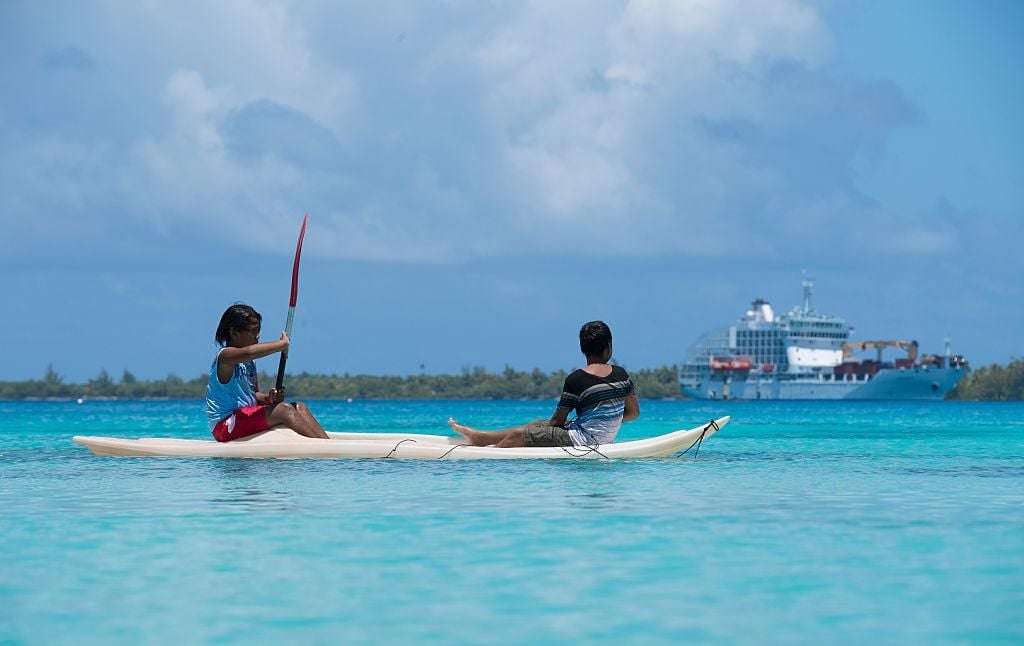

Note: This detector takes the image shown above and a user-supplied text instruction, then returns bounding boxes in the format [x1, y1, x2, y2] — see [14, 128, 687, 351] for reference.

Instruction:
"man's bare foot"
[448, 418, 487, 445]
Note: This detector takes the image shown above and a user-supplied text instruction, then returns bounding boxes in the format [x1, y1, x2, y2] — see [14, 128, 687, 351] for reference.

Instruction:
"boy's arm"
[550, 371, 580, 427]
[254, 387, 286, 406]
[622, 393, 640, 422]
[219, 337, 288, 365]
[548, 406, 572, 427]
[217, 333, 289, 384]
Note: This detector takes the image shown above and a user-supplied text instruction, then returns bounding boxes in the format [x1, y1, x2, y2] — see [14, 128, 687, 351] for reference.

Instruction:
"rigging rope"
[382, 418, 720, 461]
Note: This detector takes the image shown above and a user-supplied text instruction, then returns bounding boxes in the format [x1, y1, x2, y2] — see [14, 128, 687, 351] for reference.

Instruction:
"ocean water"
[1, 399, 1021, 644]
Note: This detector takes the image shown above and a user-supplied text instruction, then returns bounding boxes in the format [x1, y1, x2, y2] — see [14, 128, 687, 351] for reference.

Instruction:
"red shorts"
[212, 405, 271, 442]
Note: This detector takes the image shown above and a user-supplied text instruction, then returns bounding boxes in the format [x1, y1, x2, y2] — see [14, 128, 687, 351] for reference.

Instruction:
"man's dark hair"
[215, 303, 262, 346]
[579, 320, 612, 356]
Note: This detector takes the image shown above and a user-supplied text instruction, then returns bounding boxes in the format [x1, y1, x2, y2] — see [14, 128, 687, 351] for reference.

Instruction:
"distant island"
[2, 361, 1020, 401]
[0, 365, 683, 401]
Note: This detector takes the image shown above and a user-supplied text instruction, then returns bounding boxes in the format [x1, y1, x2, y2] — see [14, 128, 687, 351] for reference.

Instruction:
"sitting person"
[448, 320, 639, 447]
[206, 303, 329, 441]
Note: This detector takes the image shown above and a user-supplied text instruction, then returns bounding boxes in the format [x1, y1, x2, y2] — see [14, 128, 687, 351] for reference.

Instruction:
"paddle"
[275, 214, 309, 395]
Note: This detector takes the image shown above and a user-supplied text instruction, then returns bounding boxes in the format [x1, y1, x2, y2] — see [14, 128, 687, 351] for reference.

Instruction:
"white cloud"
[132, 1, 359, 137]
[617, 0, 831, 67]
[163, 69, 227, 149]
[1, 0, 944, 267]
[467, 0, 847, 256]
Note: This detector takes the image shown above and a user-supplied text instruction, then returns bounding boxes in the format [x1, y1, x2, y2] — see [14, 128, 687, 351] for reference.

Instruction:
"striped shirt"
[558, 366, 636, 446]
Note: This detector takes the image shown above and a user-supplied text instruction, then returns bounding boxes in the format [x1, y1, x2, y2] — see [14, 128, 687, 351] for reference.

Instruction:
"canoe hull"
[73, 416, 729, 460]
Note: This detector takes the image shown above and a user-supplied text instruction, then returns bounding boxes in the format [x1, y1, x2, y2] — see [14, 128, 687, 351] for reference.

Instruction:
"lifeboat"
[710, 356, 753, 371]
[710, 356, 732, 371]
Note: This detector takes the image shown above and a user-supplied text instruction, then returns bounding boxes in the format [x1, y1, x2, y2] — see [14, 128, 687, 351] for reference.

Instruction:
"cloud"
[467, 0, 895, 257]
[0, 1, 968, 270]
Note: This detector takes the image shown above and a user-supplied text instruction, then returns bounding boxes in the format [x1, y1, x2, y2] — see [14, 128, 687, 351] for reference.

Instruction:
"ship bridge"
[680, 278, 851, 386]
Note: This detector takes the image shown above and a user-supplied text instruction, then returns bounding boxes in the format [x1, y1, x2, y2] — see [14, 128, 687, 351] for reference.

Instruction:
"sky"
[1, 0, 1021, 382]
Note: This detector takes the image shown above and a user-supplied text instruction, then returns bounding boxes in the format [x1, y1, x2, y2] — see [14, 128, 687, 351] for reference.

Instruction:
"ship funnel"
[750, 298, 774, 323]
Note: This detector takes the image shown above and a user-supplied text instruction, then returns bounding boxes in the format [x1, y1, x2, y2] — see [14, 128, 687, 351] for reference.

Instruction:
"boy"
[448, 321, 639, 447]
[206, 303, 329, 441]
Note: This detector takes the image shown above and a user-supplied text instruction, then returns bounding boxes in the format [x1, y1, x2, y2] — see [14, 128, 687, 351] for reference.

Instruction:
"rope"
[383, 437, 471, 460]
[557, 443, 611, 459]
[383, 438, 416, 459]
[436, 442, 471, 460]
[671, 418, 719, 459]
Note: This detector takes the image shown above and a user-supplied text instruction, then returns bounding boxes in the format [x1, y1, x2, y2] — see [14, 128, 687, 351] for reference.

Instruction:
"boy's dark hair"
[579, 320, 612, 356]
[216, 304, 262, 346]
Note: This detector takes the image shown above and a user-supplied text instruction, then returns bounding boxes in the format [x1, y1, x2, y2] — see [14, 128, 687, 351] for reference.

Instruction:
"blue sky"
[1, 0, 1021, 382]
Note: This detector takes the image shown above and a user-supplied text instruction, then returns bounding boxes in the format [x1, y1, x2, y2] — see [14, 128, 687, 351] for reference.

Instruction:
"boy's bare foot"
[448, 417, 471, 436]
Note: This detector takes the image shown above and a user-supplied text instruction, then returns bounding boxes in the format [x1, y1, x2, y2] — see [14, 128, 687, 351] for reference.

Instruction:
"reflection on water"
[208, 488, 299, 512]
[565, 491, 622, 510]
[205, 459, 302, 512]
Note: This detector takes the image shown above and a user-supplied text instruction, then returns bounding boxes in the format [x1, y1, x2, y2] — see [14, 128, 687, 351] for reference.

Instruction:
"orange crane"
[842, 340, 918, 363]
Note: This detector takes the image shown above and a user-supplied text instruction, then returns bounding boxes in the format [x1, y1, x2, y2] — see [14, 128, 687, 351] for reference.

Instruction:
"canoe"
[72, 416, 728, 460]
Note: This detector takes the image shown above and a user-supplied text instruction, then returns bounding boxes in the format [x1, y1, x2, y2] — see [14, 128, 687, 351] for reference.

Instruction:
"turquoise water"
[2, 400, 1022, 643]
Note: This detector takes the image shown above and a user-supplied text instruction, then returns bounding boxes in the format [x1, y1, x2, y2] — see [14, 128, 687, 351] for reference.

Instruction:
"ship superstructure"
[679, 279, 969, 400]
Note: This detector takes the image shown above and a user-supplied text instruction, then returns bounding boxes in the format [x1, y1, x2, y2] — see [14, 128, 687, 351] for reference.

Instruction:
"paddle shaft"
[274, 306, 296, 391]
[275, 215, 308, 393]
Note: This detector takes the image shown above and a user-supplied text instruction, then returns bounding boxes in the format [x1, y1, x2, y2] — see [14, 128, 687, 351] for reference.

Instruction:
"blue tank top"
[205, 349, 259, 429]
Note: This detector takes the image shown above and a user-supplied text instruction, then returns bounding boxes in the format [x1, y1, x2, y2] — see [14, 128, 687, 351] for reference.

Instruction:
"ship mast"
[802, 275, 814, 314]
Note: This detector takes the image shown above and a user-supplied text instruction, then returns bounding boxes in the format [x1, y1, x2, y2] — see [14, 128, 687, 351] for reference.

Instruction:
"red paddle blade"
[289, 214, 308, 307]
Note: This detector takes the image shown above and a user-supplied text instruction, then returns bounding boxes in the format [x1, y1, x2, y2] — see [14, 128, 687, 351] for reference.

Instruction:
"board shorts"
[523, 420, 574, 447]
[212, 405, 271, 443]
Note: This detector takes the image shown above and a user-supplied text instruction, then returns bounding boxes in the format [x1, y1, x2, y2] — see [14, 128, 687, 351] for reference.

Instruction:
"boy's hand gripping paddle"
[275, 214, 308, 394]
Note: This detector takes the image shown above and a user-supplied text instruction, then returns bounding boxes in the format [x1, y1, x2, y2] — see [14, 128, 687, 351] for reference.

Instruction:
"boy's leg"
[295, 402, 328, 437]
[448, 418, 531, 447]
[448, 419, 570, 448]
[266, 402, 330, 439]
[494, 431, 527, 448]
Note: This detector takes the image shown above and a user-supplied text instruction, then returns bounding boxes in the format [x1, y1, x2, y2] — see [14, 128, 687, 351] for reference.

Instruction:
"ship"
[678, 278, 969, 400]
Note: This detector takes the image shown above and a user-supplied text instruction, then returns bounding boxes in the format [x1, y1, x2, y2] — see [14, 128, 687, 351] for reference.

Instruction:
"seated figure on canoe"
[449, 320, 639, 448]
[206, 304, 329, 441]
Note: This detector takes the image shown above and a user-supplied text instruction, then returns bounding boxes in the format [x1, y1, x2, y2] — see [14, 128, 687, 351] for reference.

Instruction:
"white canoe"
[73, 416, 728, 460]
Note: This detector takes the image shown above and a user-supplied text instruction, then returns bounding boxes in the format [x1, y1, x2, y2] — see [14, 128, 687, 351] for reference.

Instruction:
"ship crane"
[842, 340, 918, 363]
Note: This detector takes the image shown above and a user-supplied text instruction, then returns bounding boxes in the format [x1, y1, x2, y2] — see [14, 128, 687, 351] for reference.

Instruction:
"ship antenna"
[802, 273, 814, 314]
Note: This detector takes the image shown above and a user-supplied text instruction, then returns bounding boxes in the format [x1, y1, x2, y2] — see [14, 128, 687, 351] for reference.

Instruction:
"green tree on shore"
[950, 359, 1024, 400]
